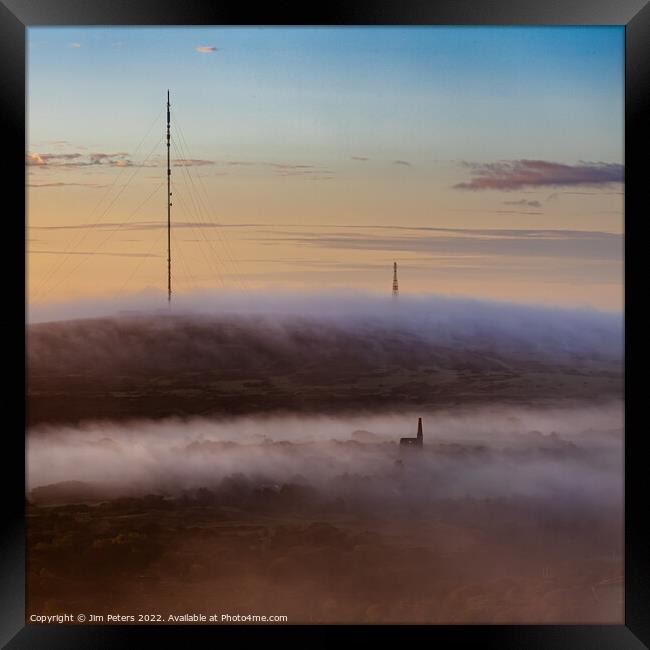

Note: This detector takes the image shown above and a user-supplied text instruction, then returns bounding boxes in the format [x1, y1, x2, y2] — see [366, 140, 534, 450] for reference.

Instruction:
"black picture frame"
[2, 1, 647, 647]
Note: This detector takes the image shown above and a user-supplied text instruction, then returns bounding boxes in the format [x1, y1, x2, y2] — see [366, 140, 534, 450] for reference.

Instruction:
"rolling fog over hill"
[27, 293, 623, 426]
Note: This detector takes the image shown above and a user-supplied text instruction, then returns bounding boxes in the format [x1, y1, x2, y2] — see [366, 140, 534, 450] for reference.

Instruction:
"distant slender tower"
[392, 261, 399, 297]
[399, 417, 423, 448]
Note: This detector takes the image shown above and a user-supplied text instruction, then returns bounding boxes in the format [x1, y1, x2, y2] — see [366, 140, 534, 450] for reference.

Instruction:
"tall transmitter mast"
[166, 90, 172, 304]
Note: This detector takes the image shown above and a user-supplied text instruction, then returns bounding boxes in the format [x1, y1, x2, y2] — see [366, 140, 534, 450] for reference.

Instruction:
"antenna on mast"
[166, 89, 172, 305]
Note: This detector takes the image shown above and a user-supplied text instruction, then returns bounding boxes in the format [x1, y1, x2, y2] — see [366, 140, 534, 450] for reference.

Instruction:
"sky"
[27, 27, 624, 311]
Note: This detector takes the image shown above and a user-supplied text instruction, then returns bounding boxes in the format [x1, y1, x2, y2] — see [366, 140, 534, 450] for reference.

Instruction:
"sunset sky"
[27, 27, 624, 311]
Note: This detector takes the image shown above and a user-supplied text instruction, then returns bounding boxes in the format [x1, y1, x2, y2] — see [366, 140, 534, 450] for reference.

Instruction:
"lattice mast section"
[167, 90, 172, 304]
[392, 261, 399, 297]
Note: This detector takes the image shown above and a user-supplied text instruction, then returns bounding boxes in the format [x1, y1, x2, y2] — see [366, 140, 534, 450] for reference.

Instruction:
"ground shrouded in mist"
[26, 405, 623, 624]
[26, 295, 624, 624]
[28, 406, 622, 501]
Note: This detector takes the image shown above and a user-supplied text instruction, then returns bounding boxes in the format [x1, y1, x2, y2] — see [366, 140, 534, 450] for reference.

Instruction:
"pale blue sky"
[28, 27, 624, 165]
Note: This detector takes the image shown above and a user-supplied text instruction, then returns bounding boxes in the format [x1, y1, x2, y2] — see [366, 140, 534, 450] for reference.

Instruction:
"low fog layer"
[27, 292, 623, 426]
[28, 403, 623, 511]
[29, 289, 622, 357]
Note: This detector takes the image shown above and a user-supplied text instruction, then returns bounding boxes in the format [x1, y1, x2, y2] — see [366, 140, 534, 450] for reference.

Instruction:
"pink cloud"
[26, 152, 82, 166]
[26, 153, 46, 166]
[455, 160, 624, 191]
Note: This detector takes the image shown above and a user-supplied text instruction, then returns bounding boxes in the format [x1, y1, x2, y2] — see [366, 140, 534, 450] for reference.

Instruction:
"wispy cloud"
[270, 164, 314, 170]
[69, 42, 81, 49]
[28, 250, 161, 258]
[547, 190, 624, 203]
[26, 152, 82, 166]
[29, 221, 266, 232]
[26, 220, 624, 262]
[271, 164, 333, 179]
[26, 151, 154, 169]
[172, 158, 215, 167]
[503, 199, 543, 208]
[28, 182, 107, 189]
[89, 152, 129, 165]
[393, 160, 412, 167]
[351, 156, 369, 162]
[455, 160, 624, 191]
[26, 153, 46, 166]
[253, 227, 622, 262]
[31, 140, 71, 148]
[195, 46, 218, 54]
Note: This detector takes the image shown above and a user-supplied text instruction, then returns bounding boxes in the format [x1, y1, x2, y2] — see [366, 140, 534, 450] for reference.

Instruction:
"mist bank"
[27, 291, 622, 426]
[28, 403, 623, 511]
[28, 289, 624, 360]
[29, 289, 622, 351]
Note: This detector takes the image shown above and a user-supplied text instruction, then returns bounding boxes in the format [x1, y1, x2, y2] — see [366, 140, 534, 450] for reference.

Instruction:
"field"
[27, 477, 622, 623]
